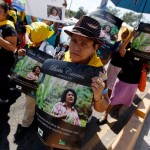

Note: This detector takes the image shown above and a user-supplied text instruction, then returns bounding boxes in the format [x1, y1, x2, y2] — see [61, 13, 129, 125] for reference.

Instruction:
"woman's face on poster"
[65, 91, 75, 105]
[52, 8, 58, 16]
[105, 25, 111, 33]
[35, 67, 41, 74]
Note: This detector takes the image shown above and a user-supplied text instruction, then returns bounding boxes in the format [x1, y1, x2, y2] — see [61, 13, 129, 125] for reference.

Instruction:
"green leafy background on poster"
[36, 74, 93, 127]
[13, 56, 41, 78]
[131, 32, 150, 51]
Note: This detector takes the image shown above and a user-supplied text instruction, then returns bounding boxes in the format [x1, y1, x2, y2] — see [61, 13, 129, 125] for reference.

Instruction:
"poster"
[131, 22, 150, 62]
[12, 45, 53, 98]
[88, 9, 123, 61]
[25, 0, 65, 23]
[36, 59, 104, 149]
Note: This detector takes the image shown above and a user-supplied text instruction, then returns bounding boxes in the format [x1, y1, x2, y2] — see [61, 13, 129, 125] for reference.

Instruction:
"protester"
[43, 20, 58, 48]
[0, 1, 17, 103]
[98, 30, 150, 125]
[56, 15, 108, 113]
[107, 24, 133, 97]
[14, 22, 54, 142]
[16, 24, 28, 50]
[51, 88, 81, 126]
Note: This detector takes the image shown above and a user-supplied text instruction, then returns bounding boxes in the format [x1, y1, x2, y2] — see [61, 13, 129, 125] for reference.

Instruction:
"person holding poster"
[14, 22, 54, 142]
[107, 24, 133, 98]
[35, 15, 108, 149]
[51, 88, 80, 126]
[98, 30, 150, 125]
[0, 1, 17, 103]
[61, 15, 108, 112]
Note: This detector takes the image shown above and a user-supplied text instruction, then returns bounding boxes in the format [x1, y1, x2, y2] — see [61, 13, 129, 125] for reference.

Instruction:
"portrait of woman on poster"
[51, 88, 81, 126]
[100, 25, 111, 43]
[26, 66, 41, 82]
[48, 6, 60, 20]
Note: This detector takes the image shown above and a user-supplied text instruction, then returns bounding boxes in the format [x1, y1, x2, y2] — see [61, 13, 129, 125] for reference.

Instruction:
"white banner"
[25, 0, 65, 23]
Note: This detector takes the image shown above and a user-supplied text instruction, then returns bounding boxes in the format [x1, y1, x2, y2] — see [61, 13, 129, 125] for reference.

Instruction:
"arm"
[91, 77, 108, 112]
[0, 36, 17, 52]
[119, 30, 137, 57]
[31, 16, 38, 22]
[53, 22, 58, 32]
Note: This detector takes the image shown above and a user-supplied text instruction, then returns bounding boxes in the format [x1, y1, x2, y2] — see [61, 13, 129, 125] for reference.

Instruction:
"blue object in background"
[11, 0, 25, 11]
[111, 0, 150, 14]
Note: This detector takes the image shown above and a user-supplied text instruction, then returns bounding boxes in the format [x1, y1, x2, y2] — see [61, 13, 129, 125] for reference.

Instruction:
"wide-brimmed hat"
[64, 15, 104, 44]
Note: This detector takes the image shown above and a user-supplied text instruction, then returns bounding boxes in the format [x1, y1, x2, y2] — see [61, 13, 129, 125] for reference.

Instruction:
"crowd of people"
[0, 0, 150, 149]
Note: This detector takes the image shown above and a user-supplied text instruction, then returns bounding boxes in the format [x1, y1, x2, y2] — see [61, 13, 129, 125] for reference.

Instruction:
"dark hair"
[103, 25, 111, 33]
[32, 66, 41, 73]
[61, 88, 77, 106]
[8, 15, 15, 22]
[0, 1, 9, 13]
[17, 25, 26, 34]
[50, 7, 58, 15]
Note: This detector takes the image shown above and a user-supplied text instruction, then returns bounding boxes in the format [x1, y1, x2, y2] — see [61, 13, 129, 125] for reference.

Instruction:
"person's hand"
[91, 77, 105, 101]
[62, 0, 67, 7]
[54, 51, 65, 60]
[18, 49, 26, 56]
[131, 30, 138, 37]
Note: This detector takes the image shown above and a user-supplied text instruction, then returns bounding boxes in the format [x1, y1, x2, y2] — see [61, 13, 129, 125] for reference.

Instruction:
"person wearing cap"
[57, 15, 108, 113]
[14, 21, 54, 142]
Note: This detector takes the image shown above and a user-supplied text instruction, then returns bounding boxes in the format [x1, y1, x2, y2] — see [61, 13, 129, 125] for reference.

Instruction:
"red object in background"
[5, 0, 12, 4]
[138, 64, 147, 92]
[17, 33, 28, 49]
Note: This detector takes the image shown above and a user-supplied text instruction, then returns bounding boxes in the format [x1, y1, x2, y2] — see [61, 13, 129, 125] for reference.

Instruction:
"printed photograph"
[13, 56, 42, 82]
[47, 5, 62, 21]
[36, 74, 93, 127]
[131, 32, 150, 52]
[91, 16, 120, 44]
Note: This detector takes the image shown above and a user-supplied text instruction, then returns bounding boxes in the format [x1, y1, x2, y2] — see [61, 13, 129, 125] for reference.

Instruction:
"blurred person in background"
[0, 1, 17, 103]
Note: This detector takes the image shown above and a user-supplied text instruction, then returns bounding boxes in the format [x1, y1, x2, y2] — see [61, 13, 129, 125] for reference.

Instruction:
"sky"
[66, 0, 150, 23]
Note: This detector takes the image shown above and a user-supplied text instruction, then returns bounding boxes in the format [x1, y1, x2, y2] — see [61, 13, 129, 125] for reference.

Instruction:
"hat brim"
[64, 30, 104, 45]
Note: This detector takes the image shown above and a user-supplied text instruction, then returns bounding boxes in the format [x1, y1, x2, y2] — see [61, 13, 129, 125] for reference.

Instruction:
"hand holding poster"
[36, 59, 105, 149]
[131, 22, 150, 62]
[25, 0, 65, 23]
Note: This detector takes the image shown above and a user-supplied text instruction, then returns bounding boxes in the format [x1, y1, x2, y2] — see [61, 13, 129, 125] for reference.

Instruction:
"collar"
[62, 102, 75, 110]
[64, 50, 103, 67]
[0, 20, 15, 28]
